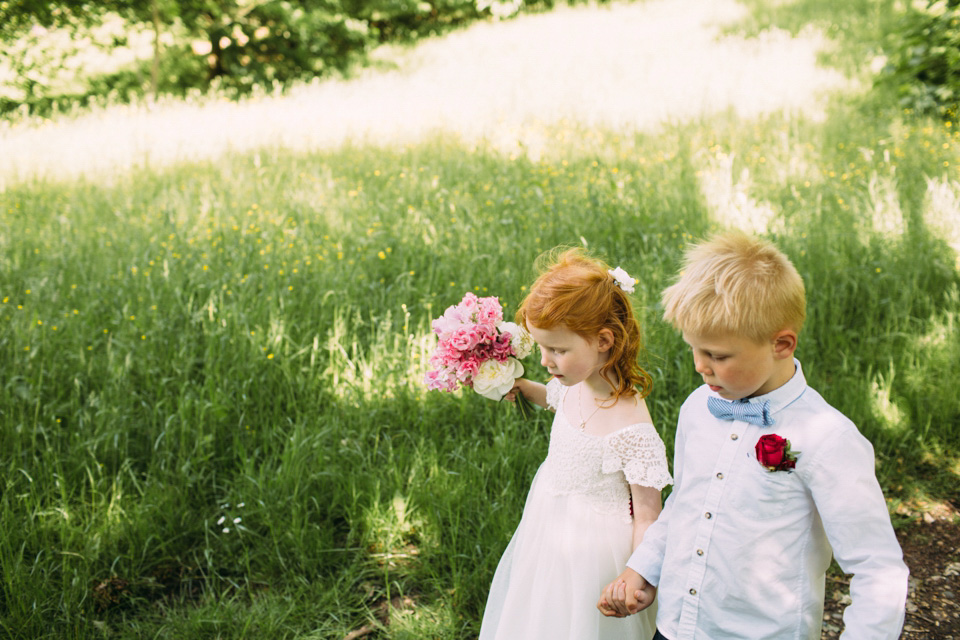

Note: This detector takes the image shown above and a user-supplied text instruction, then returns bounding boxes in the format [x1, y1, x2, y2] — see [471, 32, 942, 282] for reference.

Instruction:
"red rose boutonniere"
[755, 434, 799, 472]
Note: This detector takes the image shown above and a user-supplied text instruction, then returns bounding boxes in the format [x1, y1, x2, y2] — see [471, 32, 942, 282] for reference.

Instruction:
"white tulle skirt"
[479, 467, 656, 640]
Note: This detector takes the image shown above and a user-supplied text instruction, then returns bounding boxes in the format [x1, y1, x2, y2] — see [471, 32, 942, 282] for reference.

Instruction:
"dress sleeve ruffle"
[545, 378, 563, 412]
[602, 424, 673, 490]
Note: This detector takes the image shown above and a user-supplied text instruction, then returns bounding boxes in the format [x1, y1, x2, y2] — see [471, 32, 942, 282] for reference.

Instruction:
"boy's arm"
[808, 428, 908, 639]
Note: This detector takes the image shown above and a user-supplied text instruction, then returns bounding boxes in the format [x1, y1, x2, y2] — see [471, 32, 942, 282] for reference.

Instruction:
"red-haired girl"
[479, 248, 672, 640]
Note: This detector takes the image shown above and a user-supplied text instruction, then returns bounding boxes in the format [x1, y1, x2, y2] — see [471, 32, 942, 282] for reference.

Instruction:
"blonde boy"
[598, 232, 908, 639]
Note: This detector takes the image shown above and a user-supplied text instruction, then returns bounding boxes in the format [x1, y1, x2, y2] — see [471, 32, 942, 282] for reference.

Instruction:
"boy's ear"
[772, 329, 798, 360]
[597, 328, 615, 353]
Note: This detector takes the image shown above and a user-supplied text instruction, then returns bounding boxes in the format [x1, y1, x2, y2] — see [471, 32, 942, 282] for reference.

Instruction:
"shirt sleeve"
[602, 424, 673, 490]
[626, 413, 686, 586]
[804, 427, 908, 639]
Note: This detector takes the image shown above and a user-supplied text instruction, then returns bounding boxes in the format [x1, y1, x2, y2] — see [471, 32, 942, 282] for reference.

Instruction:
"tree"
[0, 0, 527, 116]
[0, 0, 376, 113]
[0, 0, 173, 109]
[878, 0, 960, 118]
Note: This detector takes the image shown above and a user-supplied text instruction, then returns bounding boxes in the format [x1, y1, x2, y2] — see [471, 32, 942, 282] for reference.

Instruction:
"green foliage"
[0, 130, 698, 636]
[171, 1, 373, 92]
[0, 0, 596, 118]
[0, 0, 98, 33]
[739, 0, 960, 119]
[728, 0, 898, 77]
[2, 98, 959, 635]
[2, 2, 960, 637]
[351, 0, 483, 41]
[877, 2, 960, 118]
[0, 1, 376, 116]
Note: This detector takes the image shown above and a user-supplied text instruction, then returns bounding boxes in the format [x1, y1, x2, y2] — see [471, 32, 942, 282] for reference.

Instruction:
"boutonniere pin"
[755, 433, 799, 472]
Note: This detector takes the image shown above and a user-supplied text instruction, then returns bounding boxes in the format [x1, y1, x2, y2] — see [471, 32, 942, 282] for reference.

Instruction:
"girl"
[479, 248, 672, 640]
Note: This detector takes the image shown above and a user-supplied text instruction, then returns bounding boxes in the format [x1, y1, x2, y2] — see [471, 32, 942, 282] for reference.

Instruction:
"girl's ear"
[596, 328, 615, 353]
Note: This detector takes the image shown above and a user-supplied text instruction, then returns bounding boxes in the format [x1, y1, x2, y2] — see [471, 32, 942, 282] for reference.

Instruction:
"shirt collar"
[741, 358, 806, 418]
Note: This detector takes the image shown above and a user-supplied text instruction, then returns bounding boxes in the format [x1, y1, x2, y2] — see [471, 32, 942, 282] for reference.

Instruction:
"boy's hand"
[597, 567, 656, 617]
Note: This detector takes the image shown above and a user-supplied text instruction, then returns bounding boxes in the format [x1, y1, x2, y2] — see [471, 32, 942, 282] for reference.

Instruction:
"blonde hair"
[517, 248, 653, 400]
[661, 232, 806, 343]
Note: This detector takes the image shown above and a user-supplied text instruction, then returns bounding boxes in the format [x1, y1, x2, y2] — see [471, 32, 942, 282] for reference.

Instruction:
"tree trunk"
[151, 0, 161, 100]
[209, 31, 225, 80]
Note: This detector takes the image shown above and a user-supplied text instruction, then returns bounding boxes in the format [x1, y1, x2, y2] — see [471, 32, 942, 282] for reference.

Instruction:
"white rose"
[608, 266, 636, 294]
[472, 357, 524, 401]
[498, 321, 535, 359]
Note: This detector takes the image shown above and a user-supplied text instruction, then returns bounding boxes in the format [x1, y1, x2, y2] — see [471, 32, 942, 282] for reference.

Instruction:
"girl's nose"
[540, 352, 551, 368]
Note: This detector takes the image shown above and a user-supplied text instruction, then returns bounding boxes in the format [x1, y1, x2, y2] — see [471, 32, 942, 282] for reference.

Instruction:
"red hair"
[516, 248, 652, 400]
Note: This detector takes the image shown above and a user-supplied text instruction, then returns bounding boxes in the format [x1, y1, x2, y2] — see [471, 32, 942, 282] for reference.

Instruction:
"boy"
[598, 232, 908, 638]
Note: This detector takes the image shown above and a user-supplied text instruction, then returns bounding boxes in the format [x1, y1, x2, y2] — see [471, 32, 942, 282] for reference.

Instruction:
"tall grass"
[2, 77, 960, 640]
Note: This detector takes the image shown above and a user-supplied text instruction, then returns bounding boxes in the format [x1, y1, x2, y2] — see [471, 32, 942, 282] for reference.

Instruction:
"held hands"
[597, 567, 656, 618]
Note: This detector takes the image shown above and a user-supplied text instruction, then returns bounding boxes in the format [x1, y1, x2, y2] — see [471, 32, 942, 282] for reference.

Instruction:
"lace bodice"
[541, 379, 672, 524]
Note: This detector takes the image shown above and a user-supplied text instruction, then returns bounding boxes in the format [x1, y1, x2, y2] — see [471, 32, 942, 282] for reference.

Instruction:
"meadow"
[2, 2, 960, 639]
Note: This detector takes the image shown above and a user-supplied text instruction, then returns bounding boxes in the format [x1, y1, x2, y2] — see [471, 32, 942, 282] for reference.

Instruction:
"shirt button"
[716, 472, 724, 480]
[731, 434, 739, 441]
[705, 512, 712, 519]
[689, 588, 698, 596]
[697, 549, 704, 556]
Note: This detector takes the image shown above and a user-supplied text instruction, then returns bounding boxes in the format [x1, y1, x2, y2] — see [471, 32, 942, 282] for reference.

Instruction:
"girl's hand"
[597, 567, 655, 617]
[503, 379, 526, 403]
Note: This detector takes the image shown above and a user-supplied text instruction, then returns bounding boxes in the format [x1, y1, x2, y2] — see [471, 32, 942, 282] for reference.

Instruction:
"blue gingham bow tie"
[707, 396, 774, 427]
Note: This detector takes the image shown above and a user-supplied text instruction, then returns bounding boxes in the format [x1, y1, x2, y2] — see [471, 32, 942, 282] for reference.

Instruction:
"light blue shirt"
[627, 360, 908, 639]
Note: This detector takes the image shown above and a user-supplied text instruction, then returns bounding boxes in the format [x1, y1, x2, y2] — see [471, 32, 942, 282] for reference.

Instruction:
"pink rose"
[473, 342, 494, 361]
[437, 297, 480, 336]
[492, 334, 514, 360]
[456, 358, 480, 383]
[477, 296, 504, 327]
[428, 346, 448, 366]
[450, 325, 482, 351]
[459, 292, 479, 318]
[424, 369, 457, 392]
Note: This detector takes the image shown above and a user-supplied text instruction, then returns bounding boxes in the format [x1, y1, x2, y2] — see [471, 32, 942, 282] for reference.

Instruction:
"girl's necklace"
[578, 384, 606, 431]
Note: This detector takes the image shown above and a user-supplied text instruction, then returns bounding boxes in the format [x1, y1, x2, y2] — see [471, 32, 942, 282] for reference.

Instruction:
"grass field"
[2, 1, 960, 639]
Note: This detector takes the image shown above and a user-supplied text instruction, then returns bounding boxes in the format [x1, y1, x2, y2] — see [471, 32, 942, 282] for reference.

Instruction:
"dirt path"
[0, 0, 850, 185]
[824, 519, 960, 639]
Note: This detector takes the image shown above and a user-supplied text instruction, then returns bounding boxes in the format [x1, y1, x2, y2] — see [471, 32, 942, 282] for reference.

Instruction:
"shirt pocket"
[730, 460, 802, 520]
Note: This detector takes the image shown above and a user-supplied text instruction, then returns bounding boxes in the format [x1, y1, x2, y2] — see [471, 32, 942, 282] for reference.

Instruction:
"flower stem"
[514, 390, 535, 419]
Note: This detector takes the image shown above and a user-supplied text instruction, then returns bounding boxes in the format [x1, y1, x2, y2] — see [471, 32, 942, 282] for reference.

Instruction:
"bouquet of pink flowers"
[424, 292, 535, 416]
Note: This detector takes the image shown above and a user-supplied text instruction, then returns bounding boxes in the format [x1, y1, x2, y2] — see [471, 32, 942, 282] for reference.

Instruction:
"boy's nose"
[693, 355, 710, 375]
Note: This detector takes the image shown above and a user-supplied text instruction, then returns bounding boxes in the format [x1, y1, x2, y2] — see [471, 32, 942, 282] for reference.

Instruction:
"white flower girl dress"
[479, 378, 672, 640]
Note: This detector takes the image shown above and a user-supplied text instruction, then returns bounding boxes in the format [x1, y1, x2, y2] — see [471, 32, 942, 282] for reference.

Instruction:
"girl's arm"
[504, 378, 549, 409]
[629, 484, 663, 549]
[598, 483, 662, 617]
